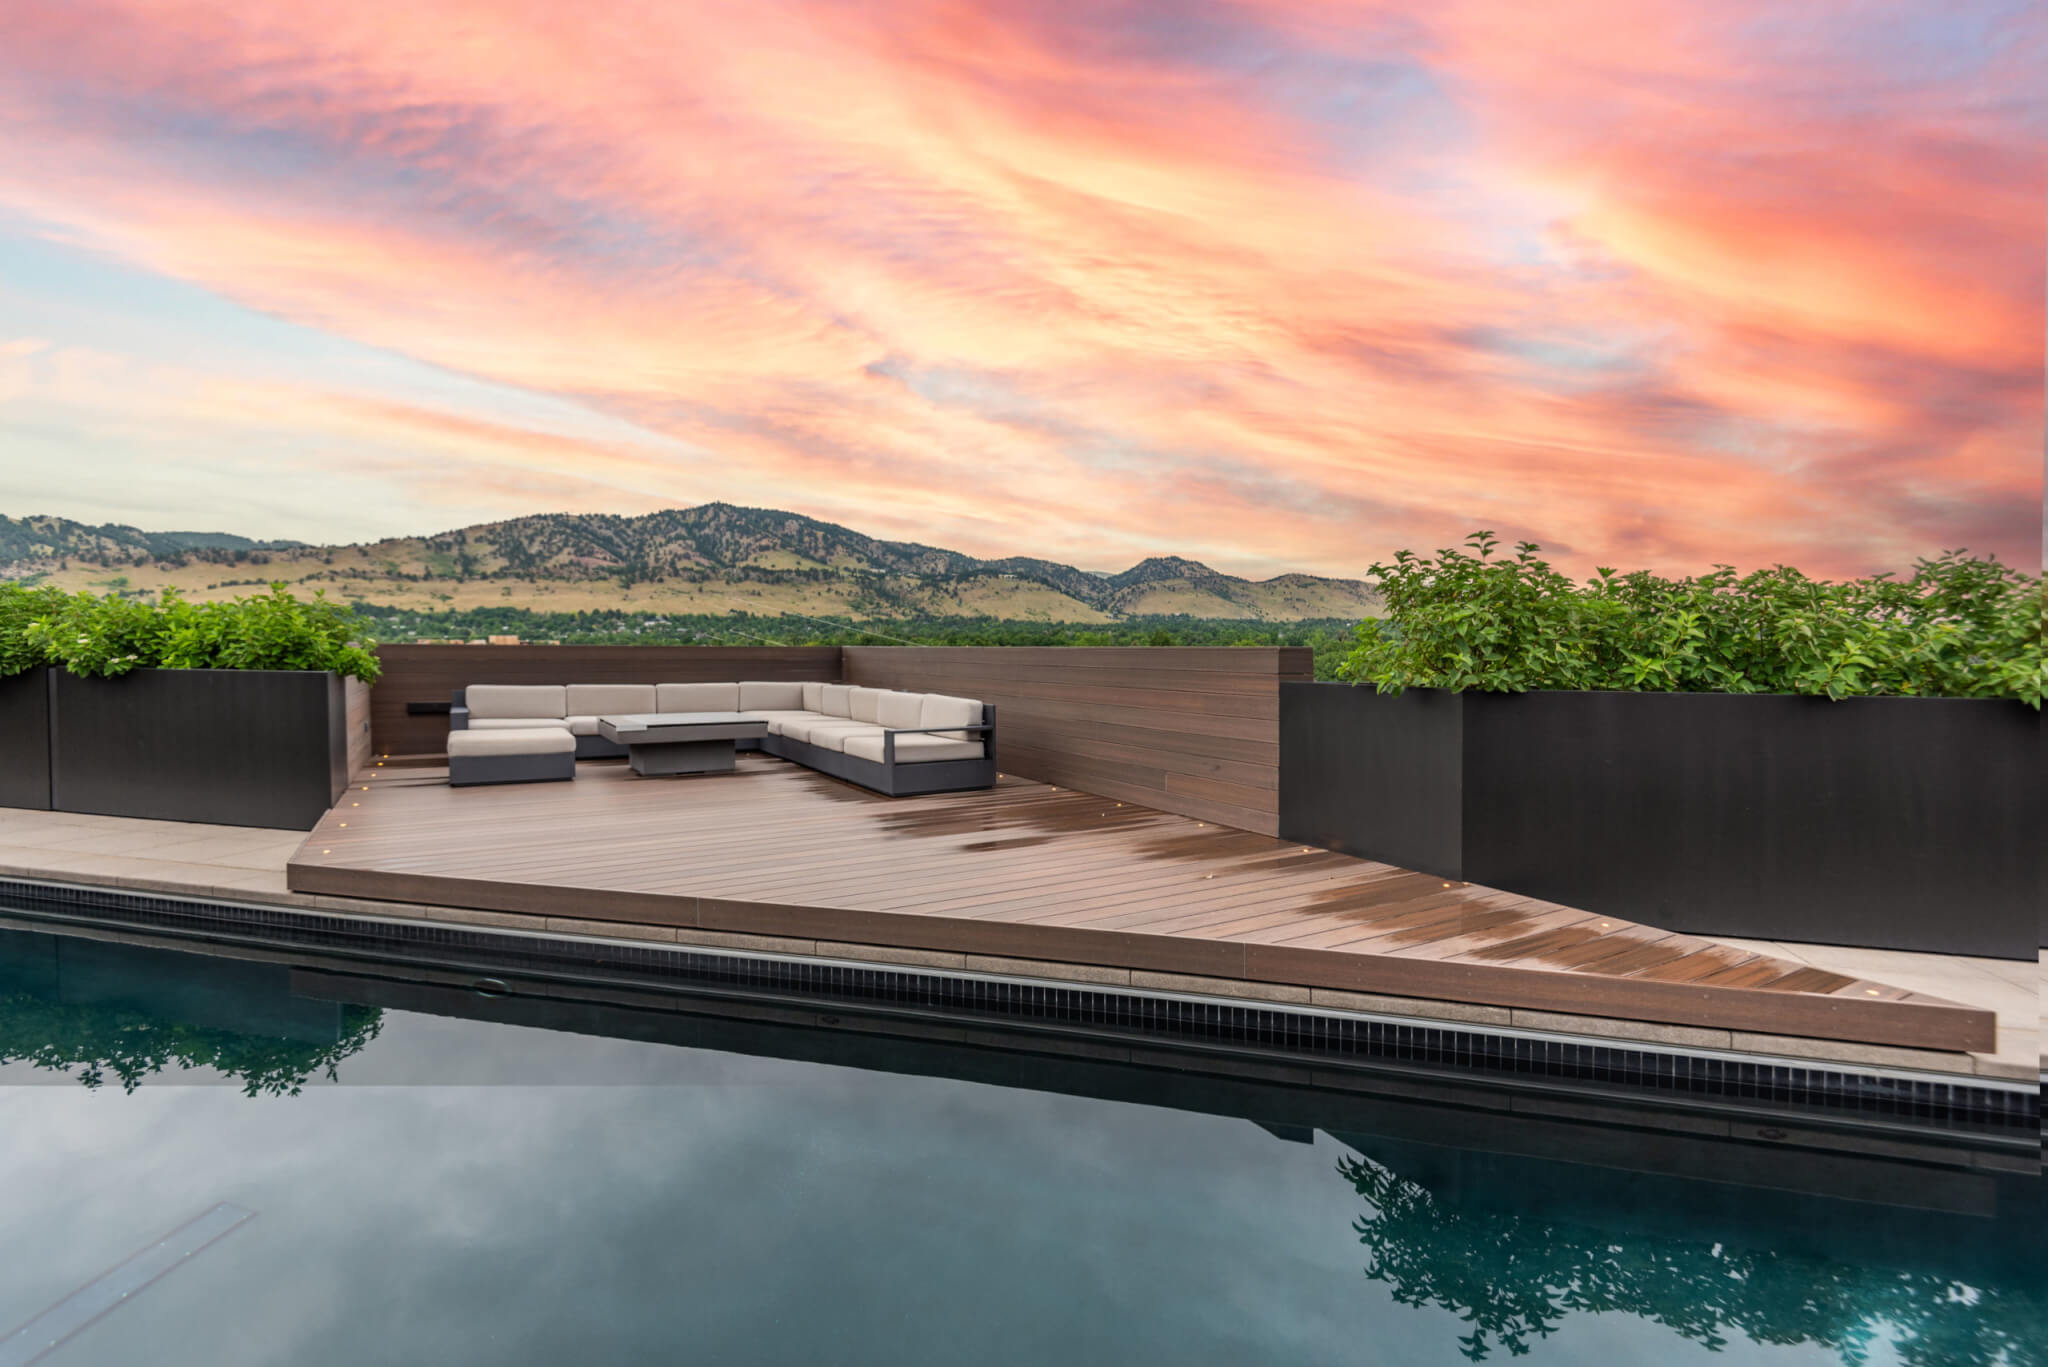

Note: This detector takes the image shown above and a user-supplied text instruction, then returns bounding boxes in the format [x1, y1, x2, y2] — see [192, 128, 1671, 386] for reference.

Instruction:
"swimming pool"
[2, 917, 2041, 1366]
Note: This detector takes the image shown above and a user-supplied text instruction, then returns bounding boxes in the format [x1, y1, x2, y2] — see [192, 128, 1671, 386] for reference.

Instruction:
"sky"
[0, 0, 2041, 580]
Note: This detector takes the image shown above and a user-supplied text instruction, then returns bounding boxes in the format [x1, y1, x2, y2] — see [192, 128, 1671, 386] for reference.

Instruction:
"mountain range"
[0, 505, 1378, 622]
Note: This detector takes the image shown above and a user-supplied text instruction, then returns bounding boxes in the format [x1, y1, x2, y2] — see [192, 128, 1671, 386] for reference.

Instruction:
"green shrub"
[1341, 532, 2044, 706]
[0, 582, 380, 682]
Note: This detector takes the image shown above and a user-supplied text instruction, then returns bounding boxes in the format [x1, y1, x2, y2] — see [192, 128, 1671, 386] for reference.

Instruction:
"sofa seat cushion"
[779, 715, 865, 745]
[565, 683, 657, 717]
[741, 710, 818, 737]
[448, 728, 575, 756]
[469, 717, 575, 731]
[465, 684, 567, 720]
[842, 733, 984, 764]
[806, 723, 885, 753]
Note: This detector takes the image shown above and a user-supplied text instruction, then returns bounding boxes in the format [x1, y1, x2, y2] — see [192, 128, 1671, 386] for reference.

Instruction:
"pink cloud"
[0, 0, 2037, 579]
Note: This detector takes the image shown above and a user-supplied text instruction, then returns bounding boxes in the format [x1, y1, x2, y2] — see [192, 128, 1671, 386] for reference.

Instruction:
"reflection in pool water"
[0, 927, 381, 1094]
[1342, 1149, 2045, 1364]
[0, 925, 2039, 1366]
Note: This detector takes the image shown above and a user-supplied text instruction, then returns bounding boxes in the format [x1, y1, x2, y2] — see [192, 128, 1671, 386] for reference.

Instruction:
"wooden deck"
[285, 757, 1996, 1053]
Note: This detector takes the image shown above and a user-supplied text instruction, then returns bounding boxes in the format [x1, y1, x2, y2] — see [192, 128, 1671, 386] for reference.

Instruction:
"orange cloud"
[0, 0, 2037, 578]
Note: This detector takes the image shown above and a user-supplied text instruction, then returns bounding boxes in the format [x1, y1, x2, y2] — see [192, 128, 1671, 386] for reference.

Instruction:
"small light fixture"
[1864, 988, 1881, 996]
[321, 848, 330, 854]
[338, 822, 347, 828]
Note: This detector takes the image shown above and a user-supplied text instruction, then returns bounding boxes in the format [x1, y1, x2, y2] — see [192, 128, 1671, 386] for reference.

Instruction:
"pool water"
[1, 924, 2041, 1366]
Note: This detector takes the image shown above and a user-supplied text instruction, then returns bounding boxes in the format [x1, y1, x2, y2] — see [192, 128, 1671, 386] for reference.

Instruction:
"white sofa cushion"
[566, 683, 657, 717]
[920, 694, 983, 742]
[469, 717, 574, 731]
[657, 682, 739, 713]
[819, 684, 854, 717]
[739, 680, 807, 710]
[448, 727, 574, 756]
[808, 724, 884, 753]
[876, 691, 924, 729]
[777, 714, 852, 744]
[843, 732, 984, 764]
[848, 687, 888, 724]
[743, 710, 815, 737]
[466, 684, 566, 719]
[802, 682, 825, 711]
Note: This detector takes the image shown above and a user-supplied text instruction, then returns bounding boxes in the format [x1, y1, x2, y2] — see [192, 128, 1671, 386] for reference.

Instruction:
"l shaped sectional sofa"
[449, 680, 995, 796]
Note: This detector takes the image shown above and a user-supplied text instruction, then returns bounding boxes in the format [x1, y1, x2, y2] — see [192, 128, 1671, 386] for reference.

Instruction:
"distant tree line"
[353, 604, 1358, 679]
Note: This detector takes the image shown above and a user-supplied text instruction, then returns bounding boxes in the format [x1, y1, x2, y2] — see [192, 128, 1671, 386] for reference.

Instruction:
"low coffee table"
[597, 712, 769, 776]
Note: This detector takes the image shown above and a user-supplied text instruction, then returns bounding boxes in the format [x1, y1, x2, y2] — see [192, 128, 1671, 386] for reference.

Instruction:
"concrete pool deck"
[0, 785, 2033, 1081]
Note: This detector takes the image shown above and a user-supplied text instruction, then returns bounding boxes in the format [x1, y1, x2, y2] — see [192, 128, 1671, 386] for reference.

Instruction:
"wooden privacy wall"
[843, 647, 1312, 834]
[344, 677, 374, 780]
[370, 645, 842, 755]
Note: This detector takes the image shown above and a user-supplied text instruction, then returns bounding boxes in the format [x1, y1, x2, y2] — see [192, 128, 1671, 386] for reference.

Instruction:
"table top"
[597, 712, 769, 741]
[602, 711, 757, 729]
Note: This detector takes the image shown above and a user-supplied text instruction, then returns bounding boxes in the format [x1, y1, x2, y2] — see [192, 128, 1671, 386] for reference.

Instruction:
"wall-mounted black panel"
[1281, 686, 2041, 960]
[1279, 682, 1463, 878]
[51, 668, 345, 830]
[0, 667, 52, 810]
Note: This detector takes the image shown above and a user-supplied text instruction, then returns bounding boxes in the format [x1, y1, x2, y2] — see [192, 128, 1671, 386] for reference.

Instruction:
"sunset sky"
[0, 0, 2041, 579]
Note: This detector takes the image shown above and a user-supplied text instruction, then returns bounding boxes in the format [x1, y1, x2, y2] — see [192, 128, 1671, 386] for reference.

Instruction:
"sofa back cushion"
[738, 680, 807, 711]
[820, 684, 854, 717]
[802, 682, 825, 712]
[847, 686, 887, 724]
[565, 683, 656, 717]
[656, 682, 739, 713]
[920, 694, 983, 742]
[876, 691, 925, 729]
[466, 684, 566, 720]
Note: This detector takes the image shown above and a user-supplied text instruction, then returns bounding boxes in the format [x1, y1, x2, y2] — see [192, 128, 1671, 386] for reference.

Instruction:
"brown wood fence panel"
[371, 645, 843, 756]
[844, 647, 1311, 834]
[345, 677, 374, 780]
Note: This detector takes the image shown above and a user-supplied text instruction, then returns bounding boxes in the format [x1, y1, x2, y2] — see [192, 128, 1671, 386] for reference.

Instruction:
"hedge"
[0, 582, 380, 682]
[1340, 533, 2043, 706]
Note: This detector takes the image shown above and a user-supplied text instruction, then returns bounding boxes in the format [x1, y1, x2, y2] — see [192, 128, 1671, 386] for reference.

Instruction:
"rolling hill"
[0, 505, 1379, 623]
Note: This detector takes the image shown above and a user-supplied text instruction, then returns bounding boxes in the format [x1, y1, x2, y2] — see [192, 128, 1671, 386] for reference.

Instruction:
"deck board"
[288, 757, 1995, 1052]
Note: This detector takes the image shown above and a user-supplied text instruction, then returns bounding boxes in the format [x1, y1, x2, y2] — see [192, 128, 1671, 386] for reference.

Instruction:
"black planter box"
[46, 668, 349, 830]
[1281, 683, 2042, 960]
[0, 667, 52, 810]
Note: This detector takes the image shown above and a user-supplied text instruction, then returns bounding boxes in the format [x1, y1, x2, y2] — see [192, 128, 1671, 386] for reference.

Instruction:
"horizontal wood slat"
[285, 757, 1996, 1054]
[845, 646, 1309, 832]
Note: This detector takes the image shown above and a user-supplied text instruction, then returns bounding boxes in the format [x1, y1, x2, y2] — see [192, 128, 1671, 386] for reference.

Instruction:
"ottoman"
[447, 727, 576, 787]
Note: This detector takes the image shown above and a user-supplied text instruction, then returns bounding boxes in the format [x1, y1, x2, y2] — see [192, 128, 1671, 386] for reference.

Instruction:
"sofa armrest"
[880, 719, 992, 766]
[450, 704, 470, 731]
